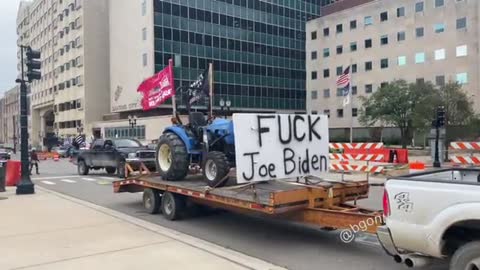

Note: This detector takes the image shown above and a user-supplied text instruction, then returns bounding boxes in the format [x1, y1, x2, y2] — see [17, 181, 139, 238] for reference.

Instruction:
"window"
[457, 17, 467, 30]
[398, 56, 407, 66]
[397, 31, 405, 41]
[351, 64, 357, 73]
[323, 28, 329, 37]
[336, 66, 343, 76]
[323, 48, 330, 58]
[323, 69, 329, 78]
[351, 86, 357, 95]
[142, 53, 148, 66]
[365, 84, 373, 93]
[324, 110, 330, 117]
[365, 61, 373, 71]
[323, 89, 330, 98]
[415, 52, 425, 63]
[311, 90, 318, 100]
[311, 51, 317, 60]
[436, 75, 445, 86]
[381, 58, 389, 69]
[350, 20, 357, 29]
[312, 31, 318, 39]
[381, 82, 388, 88]
[456, 45, 467, 57]
[312, 71, 318, 80]
[336, 45, 343, 54]
[365, 38, 372, 48]
[435, 0, 444, 8]
[350, 42, 357, 52]
[142, 27, 147, 40]
[352, 108, 358, 117]
[380, 35, 388, 45]
[457, 73, 468, 84]
[380, 11, 388, 22]
[336, 24, 343, 33]
[434, 49, 445, 60]
[434, 23, 445, 33]
[397, 7, 405, 17]
[141, 0, 147, 16]
[364, 16, 373, 26]
[336, 88, 344, 97]
[416, 1, 424, 12]
[337, 109, 344, 118]
[416, 27, 424, 37]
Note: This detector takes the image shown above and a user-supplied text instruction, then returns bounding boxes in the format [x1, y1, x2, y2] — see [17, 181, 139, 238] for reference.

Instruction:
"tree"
[358, 80, 437, 148]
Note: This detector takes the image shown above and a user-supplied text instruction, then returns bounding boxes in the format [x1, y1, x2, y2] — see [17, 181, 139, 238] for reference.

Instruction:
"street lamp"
[219, 98, 232, 119]
[128, 115, 137, 138]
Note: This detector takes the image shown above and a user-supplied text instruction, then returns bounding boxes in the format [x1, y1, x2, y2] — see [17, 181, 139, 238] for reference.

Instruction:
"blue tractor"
[155, 112, 235, 187]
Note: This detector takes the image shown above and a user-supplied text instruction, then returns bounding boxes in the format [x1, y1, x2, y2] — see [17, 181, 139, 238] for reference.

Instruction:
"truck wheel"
[78, 160, 89, 175]
[450, 241, 480, 270]
[143, 188, 160, 214]
[156, 133, 188, 181]
[106, 167, 116, 174]
[161, 192, 186, 220]
[117, 161, 126, 179]
[203, 151, 230, 188]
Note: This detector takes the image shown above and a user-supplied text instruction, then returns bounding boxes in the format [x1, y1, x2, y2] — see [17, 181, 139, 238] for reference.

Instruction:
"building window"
[365, 61, 373, 71]
[416, 78, 424, 84]
[324, 109, 330, 117]
[337, 109, 344, 118]
[311, 51, 317, 60]
[350, 20, 357, 29]
[364, 16, 373, 26]
[336, 45, 343, 54]
[141, 0, 147, 16]
[352, 86, 358, 95]
[142, 27, 147, 40]
[415, 52, 425, 63]
[380, 11, 388, 22]
[456, 45, 467, 57]
[381, 58, 389, 69]
[336, 66, 343, 76]
[323, 89, 330, 98]
[350, 42, 357, 52]
[336, 88, 344, 97]
[311, 90, 318, 100]
[380, 35, 388, 45]
[457, 17, 467, 30]
[336, 24, 343, 33]
[142, 53, 148, 66]
[323, 69, 329, 78]
[398, 56, 407, 66]
[312, 31, 318, 39]
[322, 28, 328, 37]
[435, 0, 444, 8]
[352, 64, 357, 73]
[457, 73, 468, 84]
[312, 71, 318, 80]
[381, 82, 388, 88]
[397, 7, 405, 17]
[436, 75, 445, 86]
[365, 39, 372, 48]
[323, 48, 330, 58]
[434, 23, 445, 33]
[352, 108, 358, 117]
[416, 27, 424, 37]
[397, 31, 406, 41]
[365, 84, 373, 93]
[434, 49, 445, 60]
[416, 1, 424, 12]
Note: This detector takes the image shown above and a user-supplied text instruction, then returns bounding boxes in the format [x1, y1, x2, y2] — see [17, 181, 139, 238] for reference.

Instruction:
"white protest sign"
[233, 114, 329, 184]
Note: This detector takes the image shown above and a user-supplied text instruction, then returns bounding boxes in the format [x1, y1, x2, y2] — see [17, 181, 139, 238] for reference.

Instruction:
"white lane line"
[81, 178, 96, 182]
[41, 181, 56, 185]
[32, 175, 81, 180]
[99, 177, 116, 180]
[60, 179, 77, 183]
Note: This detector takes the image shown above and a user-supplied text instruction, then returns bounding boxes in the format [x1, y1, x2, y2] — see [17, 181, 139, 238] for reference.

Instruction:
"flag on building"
[137, 61, 175, 111]
[336, 66, 351, 107]
[183, 68, 210, 111]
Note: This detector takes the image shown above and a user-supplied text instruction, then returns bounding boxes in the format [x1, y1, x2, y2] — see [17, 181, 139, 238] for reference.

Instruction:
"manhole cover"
[0, 197, 8, 200]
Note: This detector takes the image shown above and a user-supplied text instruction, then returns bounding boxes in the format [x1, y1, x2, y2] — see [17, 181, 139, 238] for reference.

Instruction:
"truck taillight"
[383, 189, 391, 217]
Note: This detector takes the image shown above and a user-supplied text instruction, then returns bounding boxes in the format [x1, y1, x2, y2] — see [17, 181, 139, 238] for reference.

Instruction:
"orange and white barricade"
[329, 143, 386, 180]
[449, 142, 480, 166]
[329, 164, 385, 174]
[329, 153, 384, 162]
[329, 142, 384, 150]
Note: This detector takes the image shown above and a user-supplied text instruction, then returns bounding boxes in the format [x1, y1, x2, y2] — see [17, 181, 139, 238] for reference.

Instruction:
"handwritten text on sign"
[233, 114, 329, 183]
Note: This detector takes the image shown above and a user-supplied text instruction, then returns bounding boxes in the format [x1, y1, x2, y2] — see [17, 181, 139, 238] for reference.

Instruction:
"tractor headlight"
[128, 153, 137, 159]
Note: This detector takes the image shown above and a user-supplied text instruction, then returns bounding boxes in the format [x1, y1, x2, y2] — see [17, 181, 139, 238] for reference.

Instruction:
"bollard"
[0, 161, 6, 192]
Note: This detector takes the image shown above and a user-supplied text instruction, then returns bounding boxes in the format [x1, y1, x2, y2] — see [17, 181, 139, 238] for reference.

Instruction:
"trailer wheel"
[450, 241, 480, 270]
[143, 188, 160, 214]
[203, 151, 230, 187]
[105, 167, 116, 174]
[78, 160, 89, 175]
[117, 160, 126, 179]
[156, 133, 189, 181]
[161, 192, 186, 220]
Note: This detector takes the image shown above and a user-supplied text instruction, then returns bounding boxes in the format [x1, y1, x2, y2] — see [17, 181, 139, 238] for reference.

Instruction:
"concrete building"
[306, 0, 477, 139]
[0, 86, 20, 149]
[16, 0, 110, 149]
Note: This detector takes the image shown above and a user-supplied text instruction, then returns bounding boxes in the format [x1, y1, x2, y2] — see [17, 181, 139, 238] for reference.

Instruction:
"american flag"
[336, 66, 351, 88]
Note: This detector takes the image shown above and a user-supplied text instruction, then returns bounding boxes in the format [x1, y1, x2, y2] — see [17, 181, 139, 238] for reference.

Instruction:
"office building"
[0, 86, 20, 149]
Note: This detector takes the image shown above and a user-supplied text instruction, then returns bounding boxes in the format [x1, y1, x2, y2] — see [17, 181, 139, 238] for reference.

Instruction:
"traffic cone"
[409, 161, 425, 174]
[53, 154, 60, 162]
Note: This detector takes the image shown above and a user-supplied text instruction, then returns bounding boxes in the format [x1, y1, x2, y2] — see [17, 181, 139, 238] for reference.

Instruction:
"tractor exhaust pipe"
[404, 255, 433, 268]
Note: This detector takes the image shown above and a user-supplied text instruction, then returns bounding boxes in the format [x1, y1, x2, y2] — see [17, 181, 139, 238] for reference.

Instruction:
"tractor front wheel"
[156, 133, 189, 181]
[203, 151, 230, 188]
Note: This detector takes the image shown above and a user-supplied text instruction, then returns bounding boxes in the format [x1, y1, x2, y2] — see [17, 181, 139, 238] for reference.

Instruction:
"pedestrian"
[30, 148, 40, 175]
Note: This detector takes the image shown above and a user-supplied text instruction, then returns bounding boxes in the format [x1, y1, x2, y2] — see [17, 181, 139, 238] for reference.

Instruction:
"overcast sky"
[0, 0, 22, 96]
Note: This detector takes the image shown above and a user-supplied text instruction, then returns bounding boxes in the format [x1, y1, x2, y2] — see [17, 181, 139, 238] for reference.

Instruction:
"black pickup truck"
[76, 138, 156, 177]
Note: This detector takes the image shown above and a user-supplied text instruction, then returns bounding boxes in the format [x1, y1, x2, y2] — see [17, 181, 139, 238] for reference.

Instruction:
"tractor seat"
[189, 112, 207, 127]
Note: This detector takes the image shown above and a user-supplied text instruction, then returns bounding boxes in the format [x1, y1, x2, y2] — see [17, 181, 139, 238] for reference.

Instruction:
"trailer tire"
[450, 241, 480, 270]
[143, 188, 161, 214]
[156, 133, 189, 181]
[161, 192, 186, 220]
[106, 167, 116, 174]
[203, 151, 230, 188]
[117, 160, 126, 179]
[78, 160, 89, 175]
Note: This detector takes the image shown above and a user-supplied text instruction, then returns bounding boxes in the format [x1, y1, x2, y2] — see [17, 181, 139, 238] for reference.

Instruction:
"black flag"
[183, 68, 209, 111]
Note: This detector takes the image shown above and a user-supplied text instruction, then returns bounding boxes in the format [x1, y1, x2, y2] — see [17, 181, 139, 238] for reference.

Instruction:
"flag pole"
[349, 62, 353, 143]
[208, 62, 214, 119]
[169, 59, 176, 117]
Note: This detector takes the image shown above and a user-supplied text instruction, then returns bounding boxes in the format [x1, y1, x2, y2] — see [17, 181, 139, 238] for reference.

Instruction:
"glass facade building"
[153, 0, 321, 111]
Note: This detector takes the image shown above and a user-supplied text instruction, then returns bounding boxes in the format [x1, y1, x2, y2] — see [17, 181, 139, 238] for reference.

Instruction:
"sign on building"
[233, 114, 329, 184]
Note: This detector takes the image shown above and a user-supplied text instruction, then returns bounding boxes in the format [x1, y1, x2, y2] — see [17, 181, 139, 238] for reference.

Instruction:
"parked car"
[377, 168, 480, 269]
[0, 148, 12, 161]
[52, 146, 68, 157]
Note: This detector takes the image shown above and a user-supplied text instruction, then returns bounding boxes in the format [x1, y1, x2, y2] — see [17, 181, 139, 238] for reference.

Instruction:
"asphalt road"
[28, 159, 447, 270]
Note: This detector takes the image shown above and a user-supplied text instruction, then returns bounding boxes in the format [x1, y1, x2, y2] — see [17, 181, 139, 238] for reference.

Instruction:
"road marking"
[33, 175, 81, 180]
[61, 179, 77, 183]
[41, 181, 56, 185]
[81, 178, 96, 182]
[99, 177, 116, 180]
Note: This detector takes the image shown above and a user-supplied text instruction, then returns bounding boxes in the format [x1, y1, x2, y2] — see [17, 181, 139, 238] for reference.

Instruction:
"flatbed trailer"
[113, 171, 382, 234]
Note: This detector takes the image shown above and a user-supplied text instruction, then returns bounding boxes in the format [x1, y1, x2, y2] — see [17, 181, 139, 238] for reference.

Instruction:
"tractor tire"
[156, 133, 189, 181]
[202, 151, 230, 188]
[161, 192, 186, 220]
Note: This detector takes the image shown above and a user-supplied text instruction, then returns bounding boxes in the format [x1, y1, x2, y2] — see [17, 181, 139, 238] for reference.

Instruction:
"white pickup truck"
[377, 168, 480, 269]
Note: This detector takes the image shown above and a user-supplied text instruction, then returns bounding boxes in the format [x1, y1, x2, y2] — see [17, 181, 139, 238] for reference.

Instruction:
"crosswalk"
[32, 175, 118, 186]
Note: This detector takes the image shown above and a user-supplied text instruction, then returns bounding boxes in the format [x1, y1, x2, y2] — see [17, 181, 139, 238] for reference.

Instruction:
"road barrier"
[329, 143, 384, 150]
[329, 153, 384, 162]
[329, 164, 384, 173]
[449, 142, 480, 166]
[329, 143, 386, 178]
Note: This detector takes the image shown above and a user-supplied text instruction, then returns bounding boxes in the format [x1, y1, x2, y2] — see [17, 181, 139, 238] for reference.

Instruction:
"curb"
[36, 186, 286, 270]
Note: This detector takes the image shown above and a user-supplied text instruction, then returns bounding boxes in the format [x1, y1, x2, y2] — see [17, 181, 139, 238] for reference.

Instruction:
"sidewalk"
[0, 187, 284, 270]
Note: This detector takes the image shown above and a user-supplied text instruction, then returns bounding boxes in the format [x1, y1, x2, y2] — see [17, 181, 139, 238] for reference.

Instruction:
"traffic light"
[26, 46, 41, 82]
[436, 106, 446, 128]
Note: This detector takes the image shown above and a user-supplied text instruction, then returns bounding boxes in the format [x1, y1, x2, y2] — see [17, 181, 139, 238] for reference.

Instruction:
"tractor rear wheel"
[156, 133, 189, 181]
[203, 151, 230, 188]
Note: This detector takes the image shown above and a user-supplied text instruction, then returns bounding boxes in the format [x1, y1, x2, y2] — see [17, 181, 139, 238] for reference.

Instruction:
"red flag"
[137, 61, 175, 111]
